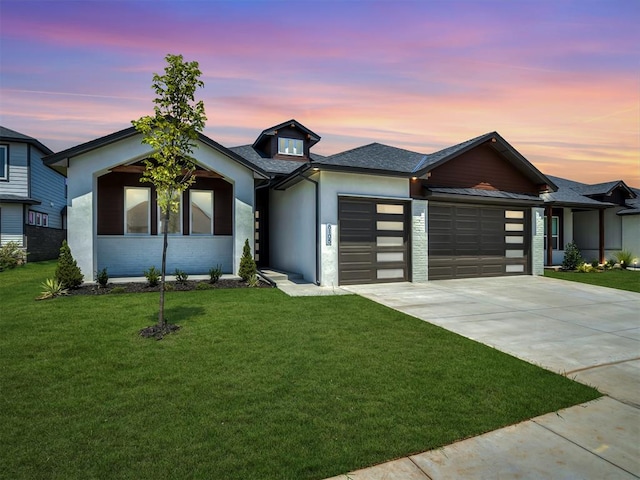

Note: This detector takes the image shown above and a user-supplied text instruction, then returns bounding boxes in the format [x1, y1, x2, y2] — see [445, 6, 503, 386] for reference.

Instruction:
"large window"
[124, 187, 150, 234]
[190, 190, 213, 235]
[0, 145, 7, 180]
[278, 138, 303, 156]
[544, 216, 559, 250]
[158, 192, 182, 235]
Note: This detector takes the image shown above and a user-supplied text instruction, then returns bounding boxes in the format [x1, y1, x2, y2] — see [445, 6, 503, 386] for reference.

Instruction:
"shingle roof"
[316, 142, 426, 173]
[229, 145, 325, 175]
[0, 126, 53, 155]
[427, 187, 542, 202]
[617, 187, 640, 215]
[543, 176, 615, 207]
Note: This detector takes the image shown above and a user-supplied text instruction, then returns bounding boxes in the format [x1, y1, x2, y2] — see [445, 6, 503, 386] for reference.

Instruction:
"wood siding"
[0, 203, 24, 246]
[0, 142, 28, 196]
[425, 145, 539, 194]
[97, 171, 232, 236]
[28, 145, 67, 229]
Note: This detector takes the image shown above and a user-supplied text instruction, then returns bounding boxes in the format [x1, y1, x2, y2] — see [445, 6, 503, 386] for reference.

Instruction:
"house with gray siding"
[0, 126, 66, 261]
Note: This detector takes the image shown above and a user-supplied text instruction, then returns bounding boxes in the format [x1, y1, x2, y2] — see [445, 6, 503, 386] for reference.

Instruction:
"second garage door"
[428, 203, 530, 280]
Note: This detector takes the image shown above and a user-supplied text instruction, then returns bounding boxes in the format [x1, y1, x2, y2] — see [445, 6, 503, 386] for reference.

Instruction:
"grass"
[1, 262, 600, 480]
[545, 268, 640, 293]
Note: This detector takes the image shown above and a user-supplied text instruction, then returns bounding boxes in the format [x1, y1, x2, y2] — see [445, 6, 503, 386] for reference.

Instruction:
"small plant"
[246, 273, 260, 287]
[590, 259, 599, 268]
[144, 266, 160, 287]
[164, 283, 174, 291]
[614, 250, 635, 268]
[196, 282, 211, 290]
[36, 278, 68, 300]
[562, 241, 583, 271]
[174, 268, 188, 284]
[110, 286, 126, 294]
[0, 241, 27, 271]
[604, 258, 616, 270]
[576, 263, 594, 273]
[55, 240, 83, 289]
[239, 239, 257, 281]
[96, 267, 109, 288]
[209, 264, 223, 284]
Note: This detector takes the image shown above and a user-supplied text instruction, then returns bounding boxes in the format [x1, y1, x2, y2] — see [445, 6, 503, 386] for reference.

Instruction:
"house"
[45, 119, 565, 285]
[541, 176, 639, 265]
[0, 126, 66, 261]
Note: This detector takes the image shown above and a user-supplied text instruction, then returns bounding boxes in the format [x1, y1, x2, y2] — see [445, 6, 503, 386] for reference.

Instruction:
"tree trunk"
[158, 208, 169, 328]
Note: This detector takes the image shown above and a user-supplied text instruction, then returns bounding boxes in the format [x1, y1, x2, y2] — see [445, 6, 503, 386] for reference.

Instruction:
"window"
[42, 214, 49, 227]
[190, 190, 213, 235]
[544, 216, 559, 250]
[278, 137, 303, 156]
[0, 145, 7, 180]
[125, 187, 150, 234]
[158, 191, 182, 235]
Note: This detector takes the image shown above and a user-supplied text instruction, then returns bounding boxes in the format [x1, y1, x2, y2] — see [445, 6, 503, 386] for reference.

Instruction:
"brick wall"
[25, 225, 66, 262]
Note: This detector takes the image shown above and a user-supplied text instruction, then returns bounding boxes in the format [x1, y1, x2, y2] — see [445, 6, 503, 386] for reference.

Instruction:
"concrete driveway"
[328, 276, 640, 479]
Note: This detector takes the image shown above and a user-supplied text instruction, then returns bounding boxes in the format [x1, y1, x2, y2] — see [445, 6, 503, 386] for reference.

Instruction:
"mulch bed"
[67, 279, 272, 295]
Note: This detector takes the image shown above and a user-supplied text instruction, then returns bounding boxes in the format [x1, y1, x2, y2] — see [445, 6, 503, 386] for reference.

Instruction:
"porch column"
[599, 209, 605, 264]
[546, 205, 553, 266]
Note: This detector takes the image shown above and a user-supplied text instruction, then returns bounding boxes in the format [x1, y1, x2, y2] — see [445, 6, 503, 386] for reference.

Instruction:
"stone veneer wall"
[25, 224, 66, 262]
[411, 199, 428, 282]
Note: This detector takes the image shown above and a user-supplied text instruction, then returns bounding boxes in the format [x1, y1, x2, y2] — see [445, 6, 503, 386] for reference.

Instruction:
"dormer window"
[278, 138, 303, 156]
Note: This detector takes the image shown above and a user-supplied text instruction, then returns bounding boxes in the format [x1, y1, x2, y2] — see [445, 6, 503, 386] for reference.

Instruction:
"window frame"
[190, 189, 214, 236]
[124, 186, 151, 235]
[544, 215, 559, 250]
[0, 144, 8, 181]
[278, 137, 304, 157]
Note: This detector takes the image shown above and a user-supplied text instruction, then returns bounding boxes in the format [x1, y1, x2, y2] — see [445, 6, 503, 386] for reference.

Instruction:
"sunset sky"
[1, 0, 638, 186]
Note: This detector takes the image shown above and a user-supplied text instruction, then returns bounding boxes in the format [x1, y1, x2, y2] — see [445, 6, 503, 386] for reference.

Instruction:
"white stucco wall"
[573, 207, 624, 262]
[318, 171, 410, 287]
[66, 133, 256, 280]
[622, 215, 640, 262]
[269, 178, 317, 282]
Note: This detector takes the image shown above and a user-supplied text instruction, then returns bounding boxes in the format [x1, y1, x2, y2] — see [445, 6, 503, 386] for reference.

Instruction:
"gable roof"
[0, 126, 54, 155]
[316, 142, 426, 174]
[541, 175, 639, 209]
[44, 126, 269, 178]
[252, 119, 321, 150]
[229, 144, 326, 175]
[617, 187, 640, 215]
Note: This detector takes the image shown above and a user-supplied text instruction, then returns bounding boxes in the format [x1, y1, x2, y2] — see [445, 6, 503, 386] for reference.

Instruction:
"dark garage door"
[338, 197, 410, 285]
[428, 203, 530, 280]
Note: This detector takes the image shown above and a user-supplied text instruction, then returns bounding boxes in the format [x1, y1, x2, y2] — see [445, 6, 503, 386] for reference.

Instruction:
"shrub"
[144, 266, 160, 287]
[576, 263, 594, 273]
[55, 240, 83, 289]
[239, 239, 257, 281]
[110, 286, 126, 294]
[96, 267, 109, 288]
[208, 265, 222, 284]
[164, 283, 174, 291]
[174, 268, 188, 284]
[196, 282, 211, 290]
[562, 241, 583, 271]
[36, 278, 68, 300]
[614, 250, 635, 268]
[247, 273, 260, 287]
[0, 241, 27, 271]
[590, 259, 599, 268]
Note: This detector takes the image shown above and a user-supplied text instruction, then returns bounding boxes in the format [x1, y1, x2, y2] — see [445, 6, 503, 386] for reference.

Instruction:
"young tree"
[132, 54, 206, 336]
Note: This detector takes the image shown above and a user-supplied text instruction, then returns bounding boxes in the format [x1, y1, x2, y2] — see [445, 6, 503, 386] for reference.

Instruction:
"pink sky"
[1, 0, 638, 186]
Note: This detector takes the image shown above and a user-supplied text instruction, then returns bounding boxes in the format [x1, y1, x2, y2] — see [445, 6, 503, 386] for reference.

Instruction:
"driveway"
[332, 276, 640, 479]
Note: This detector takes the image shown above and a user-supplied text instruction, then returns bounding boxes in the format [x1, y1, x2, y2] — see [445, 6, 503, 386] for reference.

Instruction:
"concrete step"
[259, 269, 303, 282]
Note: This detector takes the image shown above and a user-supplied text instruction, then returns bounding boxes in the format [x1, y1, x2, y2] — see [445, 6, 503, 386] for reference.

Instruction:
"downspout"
[299, 174, 320, 286]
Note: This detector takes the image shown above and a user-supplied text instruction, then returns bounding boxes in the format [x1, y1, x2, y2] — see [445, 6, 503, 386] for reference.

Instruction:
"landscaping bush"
[143, 266, 160, 287]
[36, 278, 68, 300]
[55, 240, 83, 289]
[0, 241, 27, 271]
[96, 267, 109, 288]
[209, 264, 222, 284]
[614, 250, 636, 268]
[238, 239, 257, 281]
[561, 241, 583, 271]
[174, 268, 188, 284]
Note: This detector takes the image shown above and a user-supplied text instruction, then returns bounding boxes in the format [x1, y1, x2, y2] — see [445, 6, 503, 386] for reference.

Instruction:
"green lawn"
[2, 262, 600, 480]
[544, 268, 640, 293]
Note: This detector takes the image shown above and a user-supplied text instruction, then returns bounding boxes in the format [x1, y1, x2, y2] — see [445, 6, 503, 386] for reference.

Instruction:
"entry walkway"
[324, 277, 640, 479]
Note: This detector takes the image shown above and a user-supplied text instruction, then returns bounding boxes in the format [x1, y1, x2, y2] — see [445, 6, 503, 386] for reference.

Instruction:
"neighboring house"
[0, 126, 66, 261]
[542, 176, 639, 265]
[45, 120, 561, 285]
